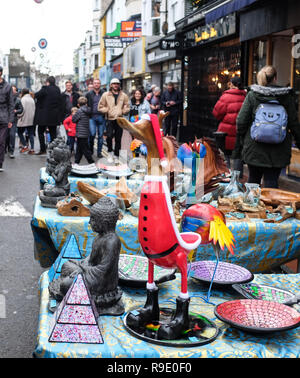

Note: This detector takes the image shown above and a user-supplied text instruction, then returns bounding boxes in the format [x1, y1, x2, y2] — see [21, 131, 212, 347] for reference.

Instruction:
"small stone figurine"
[39, 139, 72, 208]
[48, 196, 124, 316]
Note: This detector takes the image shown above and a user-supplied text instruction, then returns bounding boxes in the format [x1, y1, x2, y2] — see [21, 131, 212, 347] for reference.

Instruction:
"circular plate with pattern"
[215, 299, 300, 334]
[232, 283, 296, 305]
[119, 254, 176, 288]
[190, 261, 254, 286]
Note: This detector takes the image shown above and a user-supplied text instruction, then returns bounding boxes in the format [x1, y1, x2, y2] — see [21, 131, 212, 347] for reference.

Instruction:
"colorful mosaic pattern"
[232, 283, 296, 304]
[119, 254, 176, 286]
[215, 299, 300, 333]
[48, 234, 82, 282]
[190, 261, 253, 285]
[49, 274, 103, 344]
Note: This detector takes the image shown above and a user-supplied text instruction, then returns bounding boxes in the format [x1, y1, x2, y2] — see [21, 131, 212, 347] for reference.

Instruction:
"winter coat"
[0, 79, 14, 126]
[13, 95, 23, 123]
[17, 94, 36, 127]
[212, 88, 246, 151]
[72, 105, 91, 138]
[161, 89, 182, 115]
[98, 90, 130, 120]
[86, 89, 105, 117]
[34, 84, 62, 126]
[63, 115, 76, 137]
[129, 99, 151, 119]
[235, 84, 300, 168]
[61, 90, 80, 121]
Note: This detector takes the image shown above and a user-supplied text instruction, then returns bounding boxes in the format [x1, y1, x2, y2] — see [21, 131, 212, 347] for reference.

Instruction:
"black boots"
[127, 287, 160, 328]
[157, 296, 190, 340]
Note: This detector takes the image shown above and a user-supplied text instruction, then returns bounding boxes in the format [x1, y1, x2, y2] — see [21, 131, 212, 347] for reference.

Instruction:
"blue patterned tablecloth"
[33, 271, 300, 358]
[31, 196, 300, 273]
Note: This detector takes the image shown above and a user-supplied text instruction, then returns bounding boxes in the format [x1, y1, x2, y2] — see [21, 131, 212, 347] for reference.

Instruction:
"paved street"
[0, 146, 47, 358]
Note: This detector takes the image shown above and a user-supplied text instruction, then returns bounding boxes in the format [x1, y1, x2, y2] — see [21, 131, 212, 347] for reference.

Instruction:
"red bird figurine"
[117, 113, 202, 340]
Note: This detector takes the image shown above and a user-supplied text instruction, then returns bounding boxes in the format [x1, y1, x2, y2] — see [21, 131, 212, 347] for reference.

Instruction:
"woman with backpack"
[234, 65, 300, 188]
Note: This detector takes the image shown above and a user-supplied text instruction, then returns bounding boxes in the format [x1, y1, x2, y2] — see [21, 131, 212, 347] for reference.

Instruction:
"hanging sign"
[120, 20, 142, 43]
[159, 39, 182, 50]
[38, 38, 48, 49]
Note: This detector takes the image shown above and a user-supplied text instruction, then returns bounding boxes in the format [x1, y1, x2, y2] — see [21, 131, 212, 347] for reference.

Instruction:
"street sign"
[159, 39, 182, 50]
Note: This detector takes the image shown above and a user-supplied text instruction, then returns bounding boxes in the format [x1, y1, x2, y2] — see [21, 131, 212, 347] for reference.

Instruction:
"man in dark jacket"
[61, 80, 80, 121]
[72, 96, 94, 165]
[5, 85, 23, 158]
[86, 79, 105, 158]
[161, 82, 182, 138]
[35, 76, 63, 155]
[0, 66, 14, 171]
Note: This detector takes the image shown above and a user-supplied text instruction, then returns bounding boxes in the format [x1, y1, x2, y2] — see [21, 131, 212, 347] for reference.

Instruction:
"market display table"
[39, 167, 144, 193]
[33, 272, 300, 358]
[31, 197, 300, 273]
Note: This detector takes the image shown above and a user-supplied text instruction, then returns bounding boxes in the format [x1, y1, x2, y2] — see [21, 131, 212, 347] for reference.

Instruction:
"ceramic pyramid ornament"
[49, 274, 103, 344]
[48, 234, 82, 282]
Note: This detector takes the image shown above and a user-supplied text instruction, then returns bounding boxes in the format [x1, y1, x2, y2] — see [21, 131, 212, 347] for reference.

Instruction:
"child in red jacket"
[63, 107, 77, 153]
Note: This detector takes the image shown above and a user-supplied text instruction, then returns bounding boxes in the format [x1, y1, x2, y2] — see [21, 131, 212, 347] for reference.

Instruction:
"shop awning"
[205, 0, 258, 24]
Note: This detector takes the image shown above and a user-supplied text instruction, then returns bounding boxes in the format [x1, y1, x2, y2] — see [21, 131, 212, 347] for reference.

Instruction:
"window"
[94, 54, 99, 69]
[95, 26, 99, 43]
[151, 0, 161, 36]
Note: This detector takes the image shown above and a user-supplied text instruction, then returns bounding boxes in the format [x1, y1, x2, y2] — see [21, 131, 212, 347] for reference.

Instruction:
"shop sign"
[104, 37, 124, 49]
[190, 0, 215, 8]
[120, 20, 142, 43]
[147, 49, 176, 65]
[159, 39, 182, 50]
[184, 13, 236, 48]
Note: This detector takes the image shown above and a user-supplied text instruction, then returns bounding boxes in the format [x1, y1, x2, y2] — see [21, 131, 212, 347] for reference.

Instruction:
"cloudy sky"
[0, 0, 94, 75]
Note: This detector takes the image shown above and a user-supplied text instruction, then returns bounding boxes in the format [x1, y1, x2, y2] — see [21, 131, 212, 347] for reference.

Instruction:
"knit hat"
[142, 113, 167, 168]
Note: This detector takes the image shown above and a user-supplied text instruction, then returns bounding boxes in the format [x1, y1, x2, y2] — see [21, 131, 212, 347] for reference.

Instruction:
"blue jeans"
[89, 115, 106, 156]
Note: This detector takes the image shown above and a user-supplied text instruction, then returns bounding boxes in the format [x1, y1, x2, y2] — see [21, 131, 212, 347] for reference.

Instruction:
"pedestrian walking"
[98, 78, 130, 163]
[63, 107, 78, 153]
[149, 87, 161, 114]
[0, 66, 14, 172]
[129, 88, 151, 122]
[35, 76, 63, 155]
[61, 80, 80, 121]
[5, 85, 23, 158]
[235, 65, 300, 188]
[72, 97, 94, 165]
[212, 76, 246, 171]
[17, 88, 36, 154]
[86, 79, 106, 158]
[161, 82, 182, 138]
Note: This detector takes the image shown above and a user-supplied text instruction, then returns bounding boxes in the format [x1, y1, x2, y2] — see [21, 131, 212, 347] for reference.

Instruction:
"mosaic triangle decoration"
[48, 234, 82, 282]
[49, 274, 104, 344]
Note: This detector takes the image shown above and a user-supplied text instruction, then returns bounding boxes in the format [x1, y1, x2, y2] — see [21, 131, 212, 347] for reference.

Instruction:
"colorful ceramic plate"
[232, 283, 297, 305]
[215, 299, 300, 334]
[190, 261, 254, 286]
[119, 254, 176, 288]
[123, 307, 220, 347]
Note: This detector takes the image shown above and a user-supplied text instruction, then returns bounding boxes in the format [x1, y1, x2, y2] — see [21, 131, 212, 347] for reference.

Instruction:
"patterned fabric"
[32, 195, 300, 273]
[34, 271, 300, 358]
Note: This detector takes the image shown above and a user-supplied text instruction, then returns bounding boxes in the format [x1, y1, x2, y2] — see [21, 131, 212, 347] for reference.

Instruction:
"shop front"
[177, 10, 241, 142]
[146, 37, 182, 91]
[122, 37, 152, 95]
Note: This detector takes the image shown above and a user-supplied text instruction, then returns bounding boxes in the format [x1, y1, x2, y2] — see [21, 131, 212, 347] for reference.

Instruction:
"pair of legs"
[248, 164, 282, 188]
[67, 136, 75, 153]
[106, 120, 123, 157]
[89, 115, 106, 157]
[0, 125, 8, 168]
[18, 126, 35, 151]
[75, 137, 94, 164]
[163, 114, 179, 138]
[5, 121, 17, 155]
[37, 125, 57, 152]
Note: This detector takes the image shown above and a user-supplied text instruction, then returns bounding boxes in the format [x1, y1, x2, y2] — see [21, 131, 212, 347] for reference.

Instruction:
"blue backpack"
[250, 100, 288, 144]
